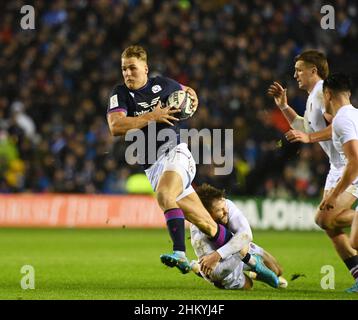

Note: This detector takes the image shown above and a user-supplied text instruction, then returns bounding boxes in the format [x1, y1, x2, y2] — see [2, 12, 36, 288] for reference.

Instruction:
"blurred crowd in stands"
[0, 0, 357, 198]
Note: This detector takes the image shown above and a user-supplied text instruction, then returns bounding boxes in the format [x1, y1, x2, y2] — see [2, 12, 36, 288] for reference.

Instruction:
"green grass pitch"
[0, 228, 357, 300]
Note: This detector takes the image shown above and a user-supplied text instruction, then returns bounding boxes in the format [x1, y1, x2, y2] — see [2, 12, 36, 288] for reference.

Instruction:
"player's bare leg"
[177, 192, 217, 237]
[346, 214, 358, 293]
[325, 229, 356, 260]
[316, 190, 358, 291]
[248, 249, 287, 288]
[315, 190, 357, 260]
[316, 190, 356, 229]
[351, 212, 358, 250]
[156, 171, 183, 211]
[317, 206, 355, 229]
[242, 274, 253, 290]
[262, 250, 283, 276]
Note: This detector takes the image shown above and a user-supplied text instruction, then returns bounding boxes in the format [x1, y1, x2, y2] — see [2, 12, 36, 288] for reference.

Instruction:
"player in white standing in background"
[268, 50, 358, 291]
[320, 73, 358, 293]
[189, 184, 285, 289]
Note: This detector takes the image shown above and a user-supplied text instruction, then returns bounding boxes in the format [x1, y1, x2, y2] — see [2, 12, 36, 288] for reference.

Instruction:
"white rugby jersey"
[294, 80, 345, 170]
[332, 104, 358, 184]
[190, 199, 252, 260]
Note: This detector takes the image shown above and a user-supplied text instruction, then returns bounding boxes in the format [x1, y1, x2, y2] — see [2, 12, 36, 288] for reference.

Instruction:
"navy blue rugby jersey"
[107, 76, 183, 169]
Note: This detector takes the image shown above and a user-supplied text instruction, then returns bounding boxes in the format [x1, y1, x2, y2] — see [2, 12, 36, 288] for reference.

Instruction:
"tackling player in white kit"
[189, 184, 285, 290]
[320, 73, 358, 293]
[268, 50, 358, 292]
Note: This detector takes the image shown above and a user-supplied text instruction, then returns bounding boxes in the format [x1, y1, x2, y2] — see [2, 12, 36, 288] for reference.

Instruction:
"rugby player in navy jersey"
[106, 46, 277, 284]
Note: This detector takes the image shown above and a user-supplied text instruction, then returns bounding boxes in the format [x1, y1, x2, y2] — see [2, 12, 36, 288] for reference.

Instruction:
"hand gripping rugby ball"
[166, 90, 195, 120]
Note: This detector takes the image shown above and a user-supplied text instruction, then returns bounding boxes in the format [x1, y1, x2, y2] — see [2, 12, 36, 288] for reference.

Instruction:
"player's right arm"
[107, 101, 179, 136]
[268, 82, 298, 125]
[268, 82, 332, 143]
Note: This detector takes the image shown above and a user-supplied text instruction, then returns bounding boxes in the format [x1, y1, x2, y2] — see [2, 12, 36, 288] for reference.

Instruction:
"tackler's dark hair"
[323, 73, 352, 93]
[196, 184, 226, 212]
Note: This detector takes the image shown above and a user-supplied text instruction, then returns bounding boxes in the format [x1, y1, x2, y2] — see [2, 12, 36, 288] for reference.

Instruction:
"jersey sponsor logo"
[110, 94, 119, 109]
[134, 109, 151, 116]
[137, 96, 161, 109]
[151, 85, 162, 93]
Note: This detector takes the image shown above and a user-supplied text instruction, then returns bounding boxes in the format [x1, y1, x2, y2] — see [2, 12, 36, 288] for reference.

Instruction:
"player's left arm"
[285, 124, 332, 143]
[215, 202, 253, 260]
[286, 93, 333, 144]
[182, 85, 198, 114]
[321, 139, 358, 210]
[199, 203, 253, 277]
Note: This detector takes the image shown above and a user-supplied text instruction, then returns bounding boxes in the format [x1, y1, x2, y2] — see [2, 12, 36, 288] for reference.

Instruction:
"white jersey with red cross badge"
[302, 80, 345, 170]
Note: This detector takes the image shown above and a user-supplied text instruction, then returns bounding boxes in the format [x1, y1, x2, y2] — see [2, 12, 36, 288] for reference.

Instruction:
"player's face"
[210, 198, 229, 225]
[294, 60, 315, 90]
[121, 57, 148, 90]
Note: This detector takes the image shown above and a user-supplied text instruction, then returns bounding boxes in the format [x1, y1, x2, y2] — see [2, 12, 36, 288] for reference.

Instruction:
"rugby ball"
[166, 90, 195, 120]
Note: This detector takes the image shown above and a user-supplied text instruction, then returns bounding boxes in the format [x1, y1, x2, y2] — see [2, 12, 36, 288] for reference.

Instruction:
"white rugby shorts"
[324, 165, 358, 198]
[210, 254, 246, 289]
[144, 143, 196, 201]
[324, 166, 343, 191]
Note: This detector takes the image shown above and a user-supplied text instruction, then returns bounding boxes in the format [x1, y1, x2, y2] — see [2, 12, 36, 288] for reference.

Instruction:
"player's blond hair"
[121, 45, 147, 62]
[295, 50, 329, 80]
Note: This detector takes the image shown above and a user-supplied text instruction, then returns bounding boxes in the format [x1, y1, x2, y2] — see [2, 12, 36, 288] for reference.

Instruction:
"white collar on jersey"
[309, 79, 323, 97]
[336, 104, 355, 116]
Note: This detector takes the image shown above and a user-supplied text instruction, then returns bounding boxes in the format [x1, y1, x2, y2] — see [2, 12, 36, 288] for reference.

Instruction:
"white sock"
[174, 250, 186, 258]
